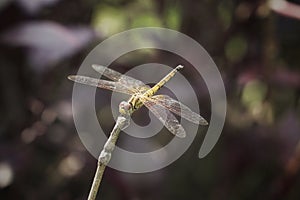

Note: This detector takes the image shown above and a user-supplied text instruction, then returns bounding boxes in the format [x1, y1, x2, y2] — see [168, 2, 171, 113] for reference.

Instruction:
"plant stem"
[87, 115, 130, 200]
[87, 163, 106, 200]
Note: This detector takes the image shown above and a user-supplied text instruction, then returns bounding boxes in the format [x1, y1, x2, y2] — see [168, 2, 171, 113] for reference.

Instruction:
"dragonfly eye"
[119, 101, 132, 115]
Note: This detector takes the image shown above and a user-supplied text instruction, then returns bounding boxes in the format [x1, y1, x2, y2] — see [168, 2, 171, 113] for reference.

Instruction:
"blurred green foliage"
[225, 35, 248, 63]
[92, 0, 181, 37]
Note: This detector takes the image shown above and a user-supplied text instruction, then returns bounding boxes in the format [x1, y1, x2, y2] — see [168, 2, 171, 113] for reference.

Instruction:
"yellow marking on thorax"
[128, 95, 142, 110]
[128, 65, 183, 110]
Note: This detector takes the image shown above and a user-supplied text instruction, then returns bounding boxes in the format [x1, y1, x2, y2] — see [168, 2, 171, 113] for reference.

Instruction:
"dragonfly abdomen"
[144, 65, 183, 97]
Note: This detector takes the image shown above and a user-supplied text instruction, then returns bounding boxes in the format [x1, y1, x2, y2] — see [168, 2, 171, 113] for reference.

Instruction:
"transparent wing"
[68, 75, 135, 95]
[141, 98, 186, 138]
[92, 64, 150, 93]
[148, 95, 208, 125]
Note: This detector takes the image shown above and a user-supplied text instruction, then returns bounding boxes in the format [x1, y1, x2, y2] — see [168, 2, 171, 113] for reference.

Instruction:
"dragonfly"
[68, 65, 208, 138]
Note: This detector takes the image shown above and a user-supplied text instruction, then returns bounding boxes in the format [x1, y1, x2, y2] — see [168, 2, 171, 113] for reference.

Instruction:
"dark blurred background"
[0, 0, 300, 199]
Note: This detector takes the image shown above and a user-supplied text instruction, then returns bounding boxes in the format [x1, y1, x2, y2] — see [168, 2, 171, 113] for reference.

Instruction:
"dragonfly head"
[119, 101, 132, 115]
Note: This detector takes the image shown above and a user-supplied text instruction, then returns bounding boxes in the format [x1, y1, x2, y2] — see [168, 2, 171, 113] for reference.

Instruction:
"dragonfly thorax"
[128, 94, 144, 110]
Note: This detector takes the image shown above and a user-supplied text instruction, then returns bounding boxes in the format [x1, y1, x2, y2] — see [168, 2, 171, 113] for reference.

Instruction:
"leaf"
[16, 0, 60, 14]
[1, 21, 95, 72]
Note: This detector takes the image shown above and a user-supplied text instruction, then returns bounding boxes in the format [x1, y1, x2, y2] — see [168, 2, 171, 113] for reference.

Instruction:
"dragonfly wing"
[92, 64, 123, 82]
[149, 95, 208, 125]
[141, 98, 186, 138]
[68, 75, 135, 95]
[92, 64, 150, 93]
